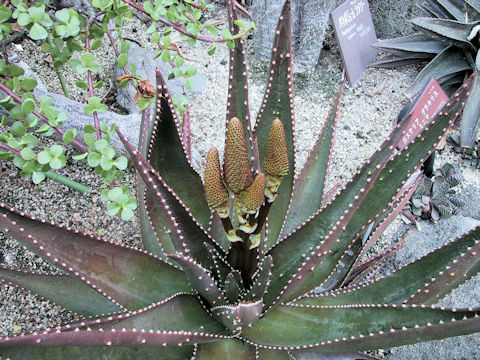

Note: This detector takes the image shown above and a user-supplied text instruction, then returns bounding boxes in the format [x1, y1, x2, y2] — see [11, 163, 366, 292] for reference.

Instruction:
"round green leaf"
[10, 121, 26, 137]
[120, 207, 134, 220]
[113, 156, 128, 170]
[62, 128, 76, 144]
[21, 98, 35, 114]
[21, 78, 38, 91]
[29, 23, 48, 40]
[20, 147, 36, 161]
[37, 150, 51, 164]
[49, 156, 65, 170]
[32, 171, 46, 184]
[87, 152, 101, 167]
[117, 53, 128, 68]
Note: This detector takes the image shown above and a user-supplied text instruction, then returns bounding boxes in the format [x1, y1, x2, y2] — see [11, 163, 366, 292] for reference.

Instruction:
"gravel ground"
[1, 4, 480, 358]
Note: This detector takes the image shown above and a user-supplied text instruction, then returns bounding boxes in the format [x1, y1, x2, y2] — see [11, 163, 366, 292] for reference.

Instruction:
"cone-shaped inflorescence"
[239, 173, 267, 236]
[204, 147, 229, 217]
[263, 118, 289, 202]
[224, 117, 254, 194]
[244, 173, 266, 213]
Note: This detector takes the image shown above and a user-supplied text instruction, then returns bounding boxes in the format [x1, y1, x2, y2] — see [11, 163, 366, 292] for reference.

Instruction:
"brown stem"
[84, 20, 101, 140]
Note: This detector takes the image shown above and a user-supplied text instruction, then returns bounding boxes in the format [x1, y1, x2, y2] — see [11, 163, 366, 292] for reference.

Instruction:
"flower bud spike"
[264, 118, 289, 178]
[263, 118, 289, 202]
[204, 147, 229, 217]
[223, 117, 253, 194]
[244, 173, 266, 213]
[238, 173, 266, 234]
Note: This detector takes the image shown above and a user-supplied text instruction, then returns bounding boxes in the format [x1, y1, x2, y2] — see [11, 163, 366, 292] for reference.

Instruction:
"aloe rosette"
[372, 0, 480, 148]
[1, 1, 480, 359]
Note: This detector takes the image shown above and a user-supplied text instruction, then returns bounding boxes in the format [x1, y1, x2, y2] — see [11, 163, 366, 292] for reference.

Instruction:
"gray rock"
[386, 214, 480, 360]
[0, 62, 142, 153]
[114, 41, 206, 114]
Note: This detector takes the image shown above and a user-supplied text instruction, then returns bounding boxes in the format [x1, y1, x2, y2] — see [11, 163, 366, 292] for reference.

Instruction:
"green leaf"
[113, 156, 128, 170]
[10, 121, 26, 137]
[72, 152, 88, 161]
[62, 128, 76, 144]
[161, 49, 170, 63]
[49, 156, 65, 170]
[87, 152, 101, 167]
[84, 133, 95, 149]
[20, 98, 35, 114]
[93, 80, 103, 89]
[29, 23, 48, 40]
[21, 78, 37, 91]
[120, 207, 134, 220]
[0, 6, 12, 23]
[90, 39, 102, 51]
[207, 44, 216, 55]
[120, 40, 130, 53]
[205, 24, 217, 37]
[54, 8, 70, 23]
[20, 147, 35, 161]
[31, 171, 45, 184]
[222, 28, 233, 40]
[37, 150, 51, 164]
[243, 303, 480, 351]
[184, 65, 197, 77]
[0, 268, 121, 316]
[162, 35, 171, 48]
[137, 97, 151, 111]
[117, 53, 128, 68]
[75, 80, 88, 89]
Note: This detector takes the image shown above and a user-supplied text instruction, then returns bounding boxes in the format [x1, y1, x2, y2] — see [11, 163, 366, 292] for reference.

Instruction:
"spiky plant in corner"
[372, 0, 480, 148]
[449, 133, 480, 168]
[402, 163, 465, 224]
[0, 1, 480, 358]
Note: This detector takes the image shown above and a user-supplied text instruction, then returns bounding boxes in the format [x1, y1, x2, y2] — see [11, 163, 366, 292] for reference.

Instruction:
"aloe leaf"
[373, 34, 448, 54]
[436, 0, 469, 20]
[460, 72, 480, 147]
[258, 348, 291, 359]
[0, 203, 191, 310]
[210, 212, 231, 253]
[168, 254, 226, 307]
[211, 300, 263, 332]
[314, 181, 417, 293]
[466, 0, 480, 12]
[419, 0, 456, 18]
[292, 225, 480, 307]
[0, 294, 229, 348]
[225, 0, 258, 169]
[411, 17, 477, 51]
[224, 272, 240, 302]
[116, 128, 217, 269]
[137, 107, 165, 258]
[244, 255, 273, 301]
[146, 70, 210, 230]
[281, 85, 343, 237]
[183, 105, 192, 161]
[407, 46, 470, 97]
[265, 74, 475, 307]
[254, 0, 295, 248]
[242, 303, 480, 351]
[204, 242, 233, 284]
[371, 54, 433, 69]
[0, 346, 194, 360]
[0, 265, 121, 316]
[196, 339, 256, 359]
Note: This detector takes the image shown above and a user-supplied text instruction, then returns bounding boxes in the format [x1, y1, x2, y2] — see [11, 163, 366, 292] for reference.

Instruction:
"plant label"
[331, 0, 377, 86]
[397, 78, 449, 149]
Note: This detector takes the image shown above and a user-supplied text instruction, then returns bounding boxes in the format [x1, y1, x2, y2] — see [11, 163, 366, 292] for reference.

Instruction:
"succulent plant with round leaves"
[372, 0, 480, 148]
[1, 1, 480, 359]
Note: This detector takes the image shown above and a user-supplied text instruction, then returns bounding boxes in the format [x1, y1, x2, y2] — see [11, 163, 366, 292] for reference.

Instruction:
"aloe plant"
[0, 1, 480, 358]
[372, 0, 480, 148]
